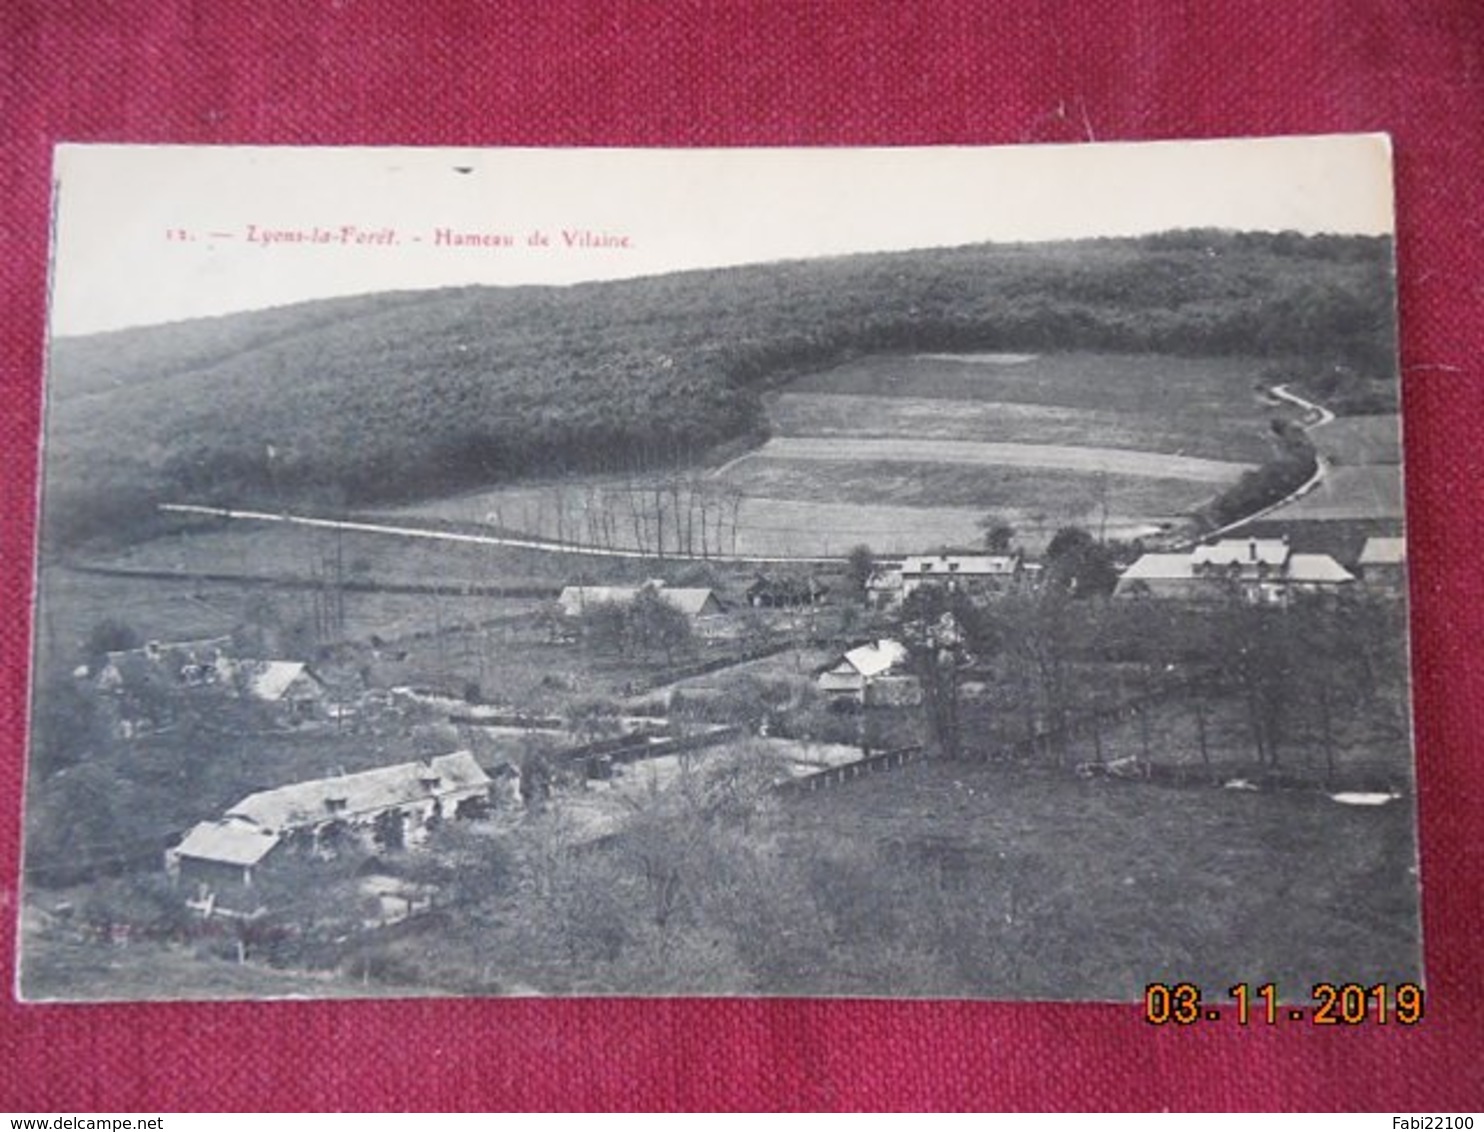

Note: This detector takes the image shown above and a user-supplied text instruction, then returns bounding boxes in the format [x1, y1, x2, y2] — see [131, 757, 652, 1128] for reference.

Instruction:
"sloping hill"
[39, 231, 1396, 552]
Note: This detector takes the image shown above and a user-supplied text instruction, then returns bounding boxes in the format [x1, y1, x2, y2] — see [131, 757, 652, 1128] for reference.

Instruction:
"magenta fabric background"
[3, 1, 1482, 1112]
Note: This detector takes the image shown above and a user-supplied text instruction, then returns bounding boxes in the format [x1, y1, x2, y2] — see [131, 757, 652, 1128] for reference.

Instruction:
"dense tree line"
[893, 580, 1410, 785]
[43, 230, 1395, 551]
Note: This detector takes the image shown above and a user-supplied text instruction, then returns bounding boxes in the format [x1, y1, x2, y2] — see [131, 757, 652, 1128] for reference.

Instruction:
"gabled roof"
[901, 554, 1019, 577]
[1119, 549, 1353, 586]
[834, 639, 909, 679]
[224, 660, 321, 702]
[174, 817, 281, 868]
[226, 751, 491, 833]
[1358, 536, 1406, 566]
[1118, 554, 1195, 582]
[1287, 555, 1355, 584]
[662, 588, 724, 616]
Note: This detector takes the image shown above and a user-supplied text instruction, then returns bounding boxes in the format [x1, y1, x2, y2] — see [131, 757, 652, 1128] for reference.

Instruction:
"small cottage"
[817, 639, 921, 707]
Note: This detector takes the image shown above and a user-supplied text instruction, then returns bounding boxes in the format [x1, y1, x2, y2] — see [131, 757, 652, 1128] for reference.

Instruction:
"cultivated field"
[768, 391, 1278, 461]
[1261, 466, 1406, 523]
[394, 350, 1279, 558]
[730, 436, 1253, 483]
[1316, 414, 1403, 466]
[719, 456, 1216, 515]
[790, 351, 1280, 428]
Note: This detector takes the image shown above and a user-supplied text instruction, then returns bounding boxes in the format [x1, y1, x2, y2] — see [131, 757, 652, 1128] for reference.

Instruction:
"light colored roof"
[175, 818, 281, 868]
[226, 751, 491, 832]
[900, 554, 1019, 576]
[1358, 536, 1406, 566]
[661, 588, 723, 615]
[559, 584, 720, 617]
[1287, 554, 1355, 584]
[229, 660, 318, 702]
[837, 639, 909, 679]
[1120, 551, 1352, 586]
[1118, 554, 1195, 582]
[1192, 539, 1290, 567]
[866, 569, 902, 590]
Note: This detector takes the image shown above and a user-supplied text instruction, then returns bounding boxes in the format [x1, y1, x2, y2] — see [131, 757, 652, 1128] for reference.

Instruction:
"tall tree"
[898, 587, 993, 760]
[845, 544, 876, 603]
[1044, 526, 1119, 598]
[979, 517, 1016, 555]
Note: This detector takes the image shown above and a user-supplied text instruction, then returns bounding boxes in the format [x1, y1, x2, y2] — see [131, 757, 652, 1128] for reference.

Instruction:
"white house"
[1357, 536, 1406, 594]
[1116, 536, 1354, 603]
[168, 751, 493, 912]
[899, 554, 1022, 599]
[217, 659, 328, 722]
[817, 639, 921, 706]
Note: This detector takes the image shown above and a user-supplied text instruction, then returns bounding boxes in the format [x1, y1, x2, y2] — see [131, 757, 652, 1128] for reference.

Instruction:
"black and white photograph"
[20, 138, 1419, 1002]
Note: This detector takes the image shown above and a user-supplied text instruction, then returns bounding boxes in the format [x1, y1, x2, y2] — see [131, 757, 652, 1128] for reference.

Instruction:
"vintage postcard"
[20, 138, 1421, 1005]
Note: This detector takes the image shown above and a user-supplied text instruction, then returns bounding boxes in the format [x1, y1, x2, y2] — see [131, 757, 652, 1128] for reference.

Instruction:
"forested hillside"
[41, 230, 1395, 551]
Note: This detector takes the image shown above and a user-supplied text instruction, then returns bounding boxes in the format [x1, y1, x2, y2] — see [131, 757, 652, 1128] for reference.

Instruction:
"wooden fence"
[778, 744, 925, 794]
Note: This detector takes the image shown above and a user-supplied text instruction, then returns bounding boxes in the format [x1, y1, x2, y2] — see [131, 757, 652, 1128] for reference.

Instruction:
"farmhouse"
[1116, 537, 1354, 603]
[1357, 536, 1407, 594]
[217, 659, 328, 722]
[558, 581, 724, 618]
[168, 751, 493, 913]
[900, 554, 1023, 599]
[817, 639, 921, 706]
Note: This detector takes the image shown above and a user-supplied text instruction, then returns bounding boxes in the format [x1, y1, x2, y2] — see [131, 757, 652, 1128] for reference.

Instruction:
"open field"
[390, 350, 1272, 557]
[733, 436, 1255, 483]
[37, 567, 536, 664]
[788, 351, 1280, 424]
[775, 759, 1420, 999]
[1316, 414, 1403, 466]
[78, 519, 560, 590]
[1259, 466, 1405, 523]
[768, 391, 1280, 462]
[719, 456, 1214, 516]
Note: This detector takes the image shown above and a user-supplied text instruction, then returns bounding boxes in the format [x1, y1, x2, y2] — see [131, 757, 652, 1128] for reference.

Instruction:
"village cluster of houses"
[858, 535, 1404, 610]
[1114, 535, 1403, 603]
[86, 635, 331, 736]
[93, 528, 1403, 921]
[816, 534, 1405, 706]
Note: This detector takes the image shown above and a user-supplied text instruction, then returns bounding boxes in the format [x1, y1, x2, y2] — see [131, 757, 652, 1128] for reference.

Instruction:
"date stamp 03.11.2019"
[1144, 981, 1424, 1027]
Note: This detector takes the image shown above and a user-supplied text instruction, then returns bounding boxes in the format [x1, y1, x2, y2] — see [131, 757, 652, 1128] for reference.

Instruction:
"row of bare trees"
[500, 474, 749, 558]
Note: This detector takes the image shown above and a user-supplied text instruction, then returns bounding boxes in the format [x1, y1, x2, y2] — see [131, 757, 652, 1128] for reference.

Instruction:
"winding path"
[1197, 383, 1335, 540]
